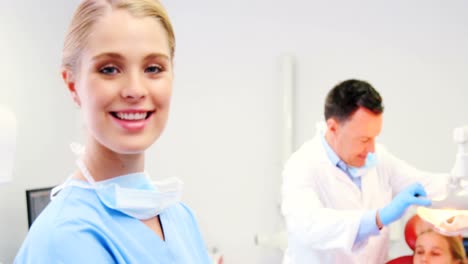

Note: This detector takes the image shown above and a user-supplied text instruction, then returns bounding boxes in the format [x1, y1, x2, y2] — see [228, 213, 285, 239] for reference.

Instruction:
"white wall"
[1, 0, 468, 263]
[0, 1, 80, 263]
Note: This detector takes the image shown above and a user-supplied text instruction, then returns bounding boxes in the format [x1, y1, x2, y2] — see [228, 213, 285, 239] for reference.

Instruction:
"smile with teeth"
[111, 111, 154, 121]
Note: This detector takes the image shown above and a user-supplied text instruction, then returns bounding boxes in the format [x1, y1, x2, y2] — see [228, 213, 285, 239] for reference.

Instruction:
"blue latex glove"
[379, 183, 431, 226]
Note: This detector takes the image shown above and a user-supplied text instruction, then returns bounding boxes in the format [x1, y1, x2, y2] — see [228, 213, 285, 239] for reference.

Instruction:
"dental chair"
[386, 215, 431, 264]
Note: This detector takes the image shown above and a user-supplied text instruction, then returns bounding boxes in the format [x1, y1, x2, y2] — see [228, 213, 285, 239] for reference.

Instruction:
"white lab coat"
[281, 127, 447, 264]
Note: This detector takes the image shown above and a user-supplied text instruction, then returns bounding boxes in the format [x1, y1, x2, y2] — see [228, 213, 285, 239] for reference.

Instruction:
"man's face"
[327, 107, 383, 167]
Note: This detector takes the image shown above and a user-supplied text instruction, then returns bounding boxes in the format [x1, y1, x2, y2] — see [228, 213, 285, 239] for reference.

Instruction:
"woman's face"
[64, 9, 173, 155]
[413, 232, 460, 264]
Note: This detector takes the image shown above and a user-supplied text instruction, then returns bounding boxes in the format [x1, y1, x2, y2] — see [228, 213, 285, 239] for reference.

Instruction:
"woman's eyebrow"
[90, 52, 170, 62]
[143, 53, 170, 61]
[91, 52, 124, 62]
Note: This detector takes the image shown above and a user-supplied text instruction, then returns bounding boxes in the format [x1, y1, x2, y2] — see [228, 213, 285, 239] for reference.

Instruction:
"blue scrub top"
[15, 182, 212, 263]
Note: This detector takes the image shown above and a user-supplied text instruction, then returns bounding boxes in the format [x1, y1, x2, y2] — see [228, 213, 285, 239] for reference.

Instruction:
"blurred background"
[1, 0, 468, 263]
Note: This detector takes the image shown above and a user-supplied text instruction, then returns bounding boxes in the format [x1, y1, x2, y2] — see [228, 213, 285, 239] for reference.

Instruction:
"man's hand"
[379, 183, 431, 226]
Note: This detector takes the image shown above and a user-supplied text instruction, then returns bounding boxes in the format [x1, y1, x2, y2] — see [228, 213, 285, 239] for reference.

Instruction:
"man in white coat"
[281, 79, 448, 263]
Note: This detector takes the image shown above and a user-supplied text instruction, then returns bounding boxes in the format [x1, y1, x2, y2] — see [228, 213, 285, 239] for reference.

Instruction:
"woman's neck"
[77, 139, 145, 182]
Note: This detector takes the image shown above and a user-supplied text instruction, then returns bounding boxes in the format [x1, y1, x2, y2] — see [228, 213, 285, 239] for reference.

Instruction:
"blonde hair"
[417, 230, 467, 263]
[62, 0, 175, 72]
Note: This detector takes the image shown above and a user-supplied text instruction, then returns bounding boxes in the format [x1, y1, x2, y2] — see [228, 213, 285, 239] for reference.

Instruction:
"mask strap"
[76, 159, 96, 184]
[70, 142, 96, 184]
[50, 177, 71, 199]
[70, 142, 85, 156]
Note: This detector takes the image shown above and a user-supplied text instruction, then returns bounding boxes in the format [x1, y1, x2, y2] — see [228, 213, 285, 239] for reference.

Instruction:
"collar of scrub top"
[320, 131, 362, 190]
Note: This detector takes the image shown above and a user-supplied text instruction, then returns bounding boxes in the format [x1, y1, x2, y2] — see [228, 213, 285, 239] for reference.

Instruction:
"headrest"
[404, 214, 432, 250]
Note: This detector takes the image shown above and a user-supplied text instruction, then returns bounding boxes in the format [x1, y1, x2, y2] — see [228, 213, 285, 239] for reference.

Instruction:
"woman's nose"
[420, 254, 428, 263]
[121, 73, 147, 102]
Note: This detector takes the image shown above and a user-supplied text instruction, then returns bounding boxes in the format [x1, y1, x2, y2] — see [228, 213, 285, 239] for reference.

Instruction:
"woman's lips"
[110, 111, 154, 132]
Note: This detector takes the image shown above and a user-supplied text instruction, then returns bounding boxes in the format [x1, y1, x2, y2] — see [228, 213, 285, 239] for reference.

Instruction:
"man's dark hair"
[324, 79, 384, 122]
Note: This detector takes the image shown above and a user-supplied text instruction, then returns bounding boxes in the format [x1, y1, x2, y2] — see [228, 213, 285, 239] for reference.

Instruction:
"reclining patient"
[413, 229, 466, 264]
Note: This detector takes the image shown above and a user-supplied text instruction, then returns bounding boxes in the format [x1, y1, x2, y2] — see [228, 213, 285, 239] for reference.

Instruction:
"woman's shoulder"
[52, 185, 104, 218]
[29, 186, 107, 234]
[15, 187, 114, 262]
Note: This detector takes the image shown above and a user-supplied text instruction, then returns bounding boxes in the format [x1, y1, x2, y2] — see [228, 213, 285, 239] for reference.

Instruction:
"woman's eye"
[99, 65, 120, 75]
[145, 65, 162, 74]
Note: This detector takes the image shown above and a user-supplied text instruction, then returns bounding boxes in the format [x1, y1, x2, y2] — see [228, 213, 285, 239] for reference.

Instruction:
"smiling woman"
[14, 1, 211, 263]
[64, 4, 174, 156]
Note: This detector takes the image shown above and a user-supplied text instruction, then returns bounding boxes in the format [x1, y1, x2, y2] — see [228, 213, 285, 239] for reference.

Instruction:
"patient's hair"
[62, 0, 175, 72]
[324, 79, 384, 123]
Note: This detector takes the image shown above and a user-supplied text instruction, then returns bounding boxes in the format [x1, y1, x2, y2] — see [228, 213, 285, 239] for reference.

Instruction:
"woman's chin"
[107, 139, 156, 155]
[112, 143, 152, 155]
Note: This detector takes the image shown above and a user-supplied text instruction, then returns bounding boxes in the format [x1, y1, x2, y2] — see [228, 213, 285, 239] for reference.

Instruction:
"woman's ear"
[62, 69, 81, 107]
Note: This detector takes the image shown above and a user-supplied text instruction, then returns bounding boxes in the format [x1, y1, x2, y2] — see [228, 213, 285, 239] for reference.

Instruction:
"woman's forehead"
[417, 232, 449, 248]
[84, 9, 170, 60]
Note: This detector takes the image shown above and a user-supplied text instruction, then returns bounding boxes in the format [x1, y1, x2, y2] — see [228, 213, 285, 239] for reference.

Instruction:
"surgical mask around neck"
[347, 152, 377, 178]
[51, 143, 183, 220]
[76, 159, 183, 220]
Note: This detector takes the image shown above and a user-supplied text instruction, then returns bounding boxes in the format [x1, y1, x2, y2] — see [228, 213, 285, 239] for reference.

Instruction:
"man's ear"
[62, 68, 81, 107]
[326, 118, 338, 134]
